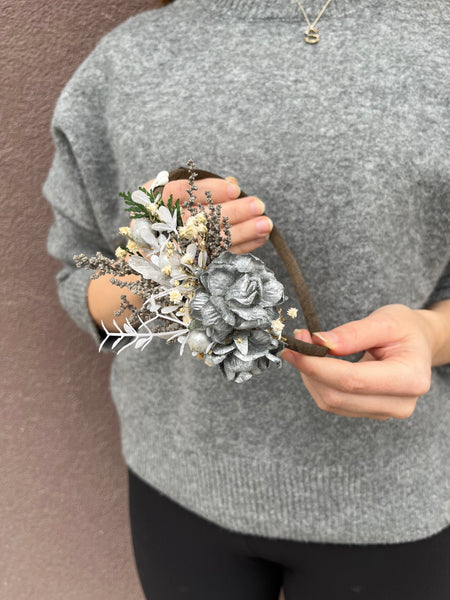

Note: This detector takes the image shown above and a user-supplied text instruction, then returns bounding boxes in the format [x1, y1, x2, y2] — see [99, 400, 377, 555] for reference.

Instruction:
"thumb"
[311, 312, 397, 356]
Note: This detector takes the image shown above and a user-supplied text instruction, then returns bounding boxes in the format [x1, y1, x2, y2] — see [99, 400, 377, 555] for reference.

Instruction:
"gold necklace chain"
[294, 0, 333, 44]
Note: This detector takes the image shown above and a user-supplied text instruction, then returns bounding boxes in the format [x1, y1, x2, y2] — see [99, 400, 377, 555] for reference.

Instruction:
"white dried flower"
[185, 215, 198, 227]
[127, 240, 139, 252]
[119, 226, 131, 237]
[287, 307, 298, 318]
[161, 265, 172, 276]
[145, 203, 159, 217]
[271, 318, 285, 335]
[152, 205, 178, 234]
[115, 247, 128, 259]
[170, 290, 182, 304]
[149, 170, 169, 191]
[131, 189, 150, 204]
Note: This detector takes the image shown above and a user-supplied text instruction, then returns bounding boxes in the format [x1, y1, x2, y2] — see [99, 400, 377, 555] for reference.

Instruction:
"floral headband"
[74, 162, 328, 383]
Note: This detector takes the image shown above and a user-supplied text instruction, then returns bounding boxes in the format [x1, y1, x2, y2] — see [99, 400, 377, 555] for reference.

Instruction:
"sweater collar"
[194, 0, 360, 20]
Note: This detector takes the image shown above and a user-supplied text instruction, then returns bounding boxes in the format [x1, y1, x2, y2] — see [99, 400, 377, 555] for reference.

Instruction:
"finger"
[287, 333, 395, 419]
[299, 369, 393, 420]
[317, 388, 417, 419]
[300, 371, 413, 420]
[279, 350, 428, 397]
[229, 236, 269, 255]
[219, 196, 265, 226]
[311, 308, 407, 356]
[142, 178, 156, 190]
[229, 216, 273, 247]
[293, 329, 313, 344]
[161, 177, 241, 206]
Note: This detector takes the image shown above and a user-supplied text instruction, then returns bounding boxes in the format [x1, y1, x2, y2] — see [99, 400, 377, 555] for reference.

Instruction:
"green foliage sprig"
[119, 190, 149, 219]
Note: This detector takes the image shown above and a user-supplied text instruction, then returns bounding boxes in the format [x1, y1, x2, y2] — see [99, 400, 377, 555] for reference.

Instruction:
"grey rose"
[204, 328, 283, 383]
[190, 251, 285, 344]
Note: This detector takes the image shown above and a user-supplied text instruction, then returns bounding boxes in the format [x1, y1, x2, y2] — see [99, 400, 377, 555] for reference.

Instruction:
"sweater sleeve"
[44, 125, 115, 350]
[43, 43, 117, 351]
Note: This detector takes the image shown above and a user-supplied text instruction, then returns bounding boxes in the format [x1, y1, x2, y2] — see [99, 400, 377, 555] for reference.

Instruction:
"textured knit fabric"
[43, 0, 450, 544]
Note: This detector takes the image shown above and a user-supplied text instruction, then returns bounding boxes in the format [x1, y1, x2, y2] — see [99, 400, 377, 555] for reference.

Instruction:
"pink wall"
[1, 2, 161, 598]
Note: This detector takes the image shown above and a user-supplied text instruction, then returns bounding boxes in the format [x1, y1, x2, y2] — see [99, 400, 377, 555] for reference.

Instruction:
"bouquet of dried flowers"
[74, 161, 305, 383]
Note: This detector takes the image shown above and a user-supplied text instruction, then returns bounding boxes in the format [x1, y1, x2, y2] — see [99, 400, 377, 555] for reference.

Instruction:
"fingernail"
[256, 216, 273, 235]
[225, 176, 239, 185]
[293, 329, 308, 342]
[312, 332, 338, 348]
[227, 182, 241, 199]
[250, 197, 265, 216]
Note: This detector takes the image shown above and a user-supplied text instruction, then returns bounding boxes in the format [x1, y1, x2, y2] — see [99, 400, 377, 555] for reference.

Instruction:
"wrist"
[415, 300, 450, 367]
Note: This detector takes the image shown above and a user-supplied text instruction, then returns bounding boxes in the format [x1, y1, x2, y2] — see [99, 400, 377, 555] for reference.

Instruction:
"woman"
[44, 0, 450, 598]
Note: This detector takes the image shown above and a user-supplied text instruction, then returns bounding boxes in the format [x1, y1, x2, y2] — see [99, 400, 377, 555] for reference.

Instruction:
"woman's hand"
[280, 303, 450, 420]
[142, 176, 273, 254]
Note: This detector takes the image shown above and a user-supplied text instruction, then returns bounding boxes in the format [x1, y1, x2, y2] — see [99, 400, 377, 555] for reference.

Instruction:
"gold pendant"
[305, 27, 320, 44]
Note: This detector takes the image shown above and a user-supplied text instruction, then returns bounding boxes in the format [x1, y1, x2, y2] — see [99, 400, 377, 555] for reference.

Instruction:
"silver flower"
[190, 251, 285, 343]
[204, 329, 283, 383]
[189, 252, 286, 383]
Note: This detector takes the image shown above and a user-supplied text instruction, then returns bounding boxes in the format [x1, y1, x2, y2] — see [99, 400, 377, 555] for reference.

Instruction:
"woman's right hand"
[142, 175, 273, 255]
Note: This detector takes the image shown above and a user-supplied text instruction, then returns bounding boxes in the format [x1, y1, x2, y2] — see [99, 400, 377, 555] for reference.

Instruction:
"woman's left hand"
[280, 303, 441, 420]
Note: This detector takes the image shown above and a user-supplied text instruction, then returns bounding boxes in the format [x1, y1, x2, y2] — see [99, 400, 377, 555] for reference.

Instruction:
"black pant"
[128, 467, 450, 599]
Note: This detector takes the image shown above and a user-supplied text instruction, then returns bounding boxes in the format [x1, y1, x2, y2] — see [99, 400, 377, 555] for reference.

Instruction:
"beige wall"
[1, 2, 162, 598]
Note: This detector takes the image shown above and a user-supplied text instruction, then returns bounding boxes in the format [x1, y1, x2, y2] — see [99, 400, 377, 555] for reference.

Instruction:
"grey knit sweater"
[44, 0, 450, 544]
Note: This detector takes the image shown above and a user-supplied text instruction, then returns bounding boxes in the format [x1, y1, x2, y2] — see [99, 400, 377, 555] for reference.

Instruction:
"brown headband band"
[168, 167, 328, 357]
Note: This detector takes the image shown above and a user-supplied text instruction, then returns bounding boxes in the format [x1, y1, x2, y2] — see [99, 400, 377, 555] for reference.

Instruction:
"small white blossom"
[145, 203, 159, 217]
[170, 290, 183, 304]
[115, 246, 128, 259]
[180, 243, 197, 267]
[185, 215, 197, 227]
[161, 265, 172, 276]
[119, 226, 131, 237]
[127, 240, 139, 252]
[131, 219, 167, 251]
[131, 190, 149, 204]
[152, 205, 178, 234]
[179, 223, 199, 239]
[149, 170, 169, 191]
[271, 318, 285, 336]
[287, 307, 298, 318]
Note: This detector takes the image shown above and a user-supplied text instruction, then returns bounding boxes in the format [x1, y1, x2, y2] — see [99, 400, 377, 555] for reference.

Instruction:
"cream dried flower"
[115, 247, 128, 259]
[271, 318, 285, 335]
[170, 290, 183, 304]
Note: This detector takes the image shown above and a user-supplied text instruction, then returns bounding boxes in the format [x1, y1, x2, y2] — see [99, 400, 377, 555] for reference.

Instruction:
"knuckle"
[413, 369, 431, 396]
[377, 313, 399, 338]
[170, 179, 188, 200]
[392, 400, 417, 420]
[321, 392, 343, 411]
[234, 198, 254, 222]
[339, 372, 364, 395]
